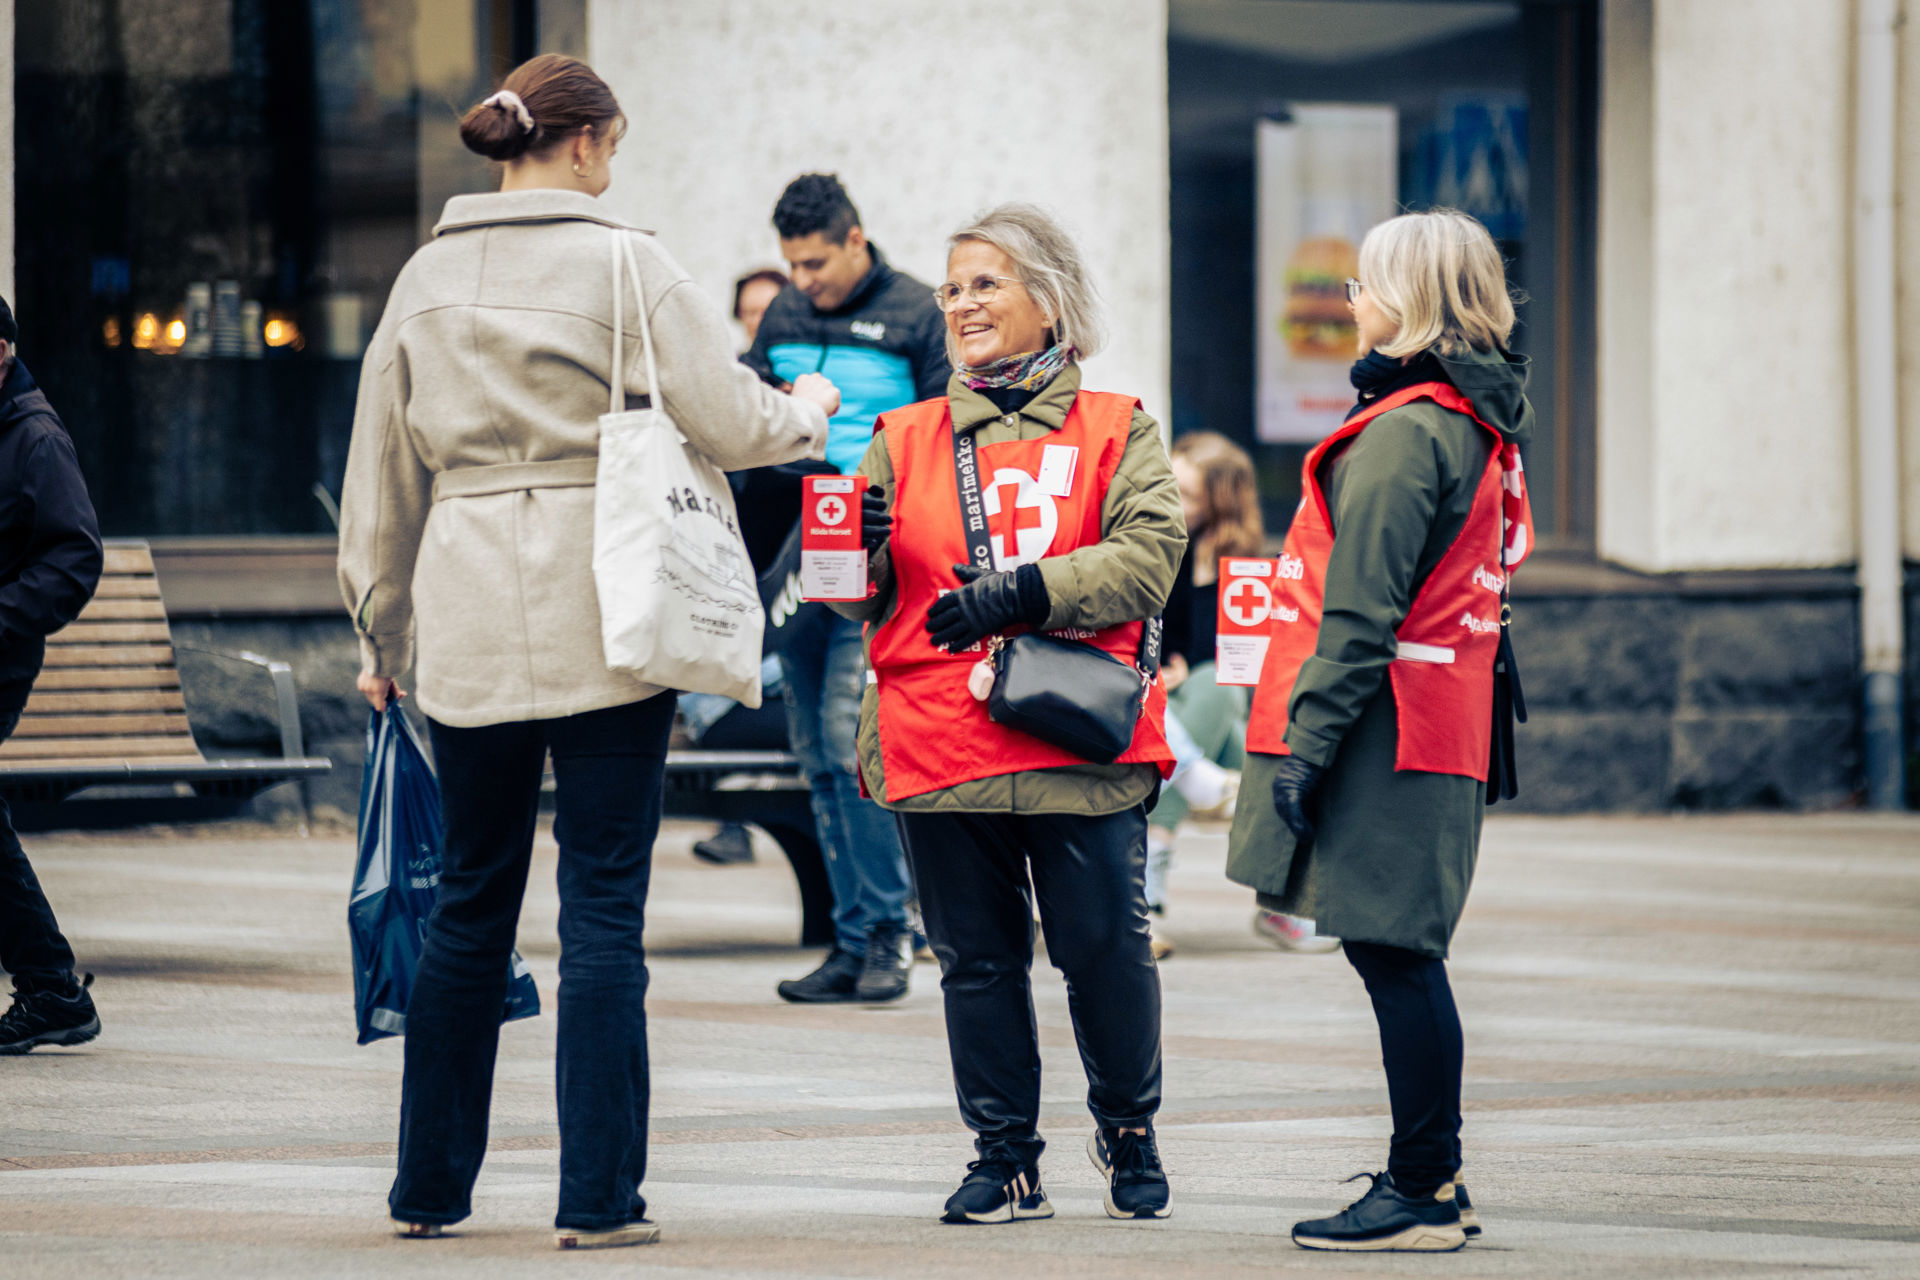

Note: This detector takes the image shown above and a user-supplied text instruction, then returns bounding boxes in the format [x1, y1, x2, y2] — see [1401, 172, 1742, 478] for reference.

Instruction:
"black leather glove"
[1270, 754, 1326, 846]
[925, 562, 1050, 652]
[859, 485, 890, 552]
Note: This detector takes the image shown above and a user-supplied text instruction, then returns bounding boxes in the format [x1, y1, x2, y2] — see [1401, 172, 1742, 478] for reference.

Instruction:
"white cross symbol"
[816, 495, 848, 526]
[1222, 576, 1273, 629]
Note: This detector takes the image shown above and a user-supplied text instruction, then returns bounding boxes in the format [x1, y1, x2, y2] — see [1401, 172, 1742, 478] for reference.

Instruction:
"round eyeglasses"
[934, 275, 1023, 311]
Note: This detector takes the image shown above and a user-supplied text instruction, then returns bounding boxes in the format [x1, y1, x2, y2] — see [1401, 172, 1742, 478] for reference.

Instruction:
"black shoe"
[1291, 1171, 1465, 1252]
[941, 1155, 1053, 1224]
[1087, 1127, 1172, 1219]
[692, 822, 755, 865]
[854, 923, 909, 1003]
[775, 949, 863, 1003]
[1454, 1173, 1480, 1237]
[0, 974, 100, 1056]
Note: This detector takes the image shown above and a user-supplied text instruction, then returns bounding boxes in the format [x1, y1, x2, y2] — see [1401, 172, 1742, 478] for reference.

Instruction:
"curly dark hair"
[772, 173, 861, 244]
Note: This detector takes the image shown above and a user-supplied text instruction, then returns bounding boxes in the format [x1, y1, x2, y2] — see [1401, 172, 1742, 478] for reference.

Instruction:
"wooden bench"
[659, 749, 832, 947]
[0, 540, 332, 820]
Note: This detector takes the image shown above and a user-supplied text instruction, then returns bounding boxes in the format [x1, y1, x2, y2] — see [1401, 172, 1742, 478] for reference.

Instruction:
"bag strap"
[948, 413, 1160, 675]
[607, 229, 662, 416]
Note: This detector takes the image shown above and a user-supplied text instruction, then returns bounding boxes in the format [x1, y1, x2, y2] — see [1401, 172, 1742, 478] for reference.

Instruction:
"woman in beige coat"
[336, 55, 834, 1250]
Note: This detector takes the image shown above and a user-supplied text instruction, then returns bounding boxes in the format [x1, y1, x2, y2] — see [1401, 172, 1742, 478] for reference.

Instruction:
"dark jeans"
[1343, 940, 1464, 1196]
[0, 678, 78, 997]
[779, 607, 910, 955]
[898, 805, 1162, 1167]
[388, 693, 675, 1232]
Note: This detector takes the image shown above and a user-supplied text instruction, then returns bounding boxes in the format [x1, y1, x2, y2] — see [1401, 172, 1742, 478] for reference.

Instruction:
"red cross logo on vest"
[982, 467, 1058, 569]
[1222, 575, 1273, 629]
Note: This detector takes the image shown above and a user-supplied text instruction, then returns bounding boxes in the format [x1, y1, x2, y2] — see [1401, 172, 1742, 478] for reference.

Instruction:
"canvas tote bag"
[593, 230, 765, 705]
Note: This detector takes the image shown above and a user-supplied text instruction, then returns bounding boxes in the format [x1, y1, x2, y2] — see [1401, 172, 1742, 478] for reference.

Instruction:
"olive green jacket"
[1226, 346, 1533, 957]
[829, 364, 1187, 813]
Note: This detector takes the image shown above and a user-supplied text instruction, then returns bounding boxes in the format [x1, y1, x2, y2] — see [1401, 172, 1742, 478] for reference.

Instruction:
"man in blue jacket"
[745, 175, 946, 1004]
[0, 296, 105, 1054]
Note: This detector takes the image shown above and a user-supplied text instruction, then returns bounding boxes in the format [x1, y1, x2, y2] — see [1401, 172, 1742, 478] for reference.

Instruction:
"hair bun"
[460, 91, 539, 161]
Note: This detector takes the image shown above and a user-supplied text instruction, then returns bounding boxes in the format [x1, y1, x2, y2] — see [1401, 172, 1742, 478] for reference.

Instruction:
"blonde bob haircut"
[946, 203, 1108, 366]
[1358, 209, 1516, 359]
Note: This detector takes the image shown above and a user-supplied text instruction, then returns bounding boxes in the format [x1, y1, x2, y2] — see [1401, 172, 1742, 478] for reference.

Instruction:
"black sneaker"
[941, 1155, 1052, 1224]
[0, 974, 100, 1056]
[1291, 1171, 1465, 1252]
[775, 949, 863, 1003]
[855, 923, 909, 1003]
[1454, 1173, 1480, 1237]
[1087, 1127, 1172, 1219]
[692, 822, 755, 865]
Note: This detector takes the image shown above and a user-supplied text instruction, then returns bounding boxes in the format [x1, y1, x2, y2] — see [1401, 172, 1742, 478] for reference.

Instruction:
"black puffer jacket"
[0, 359, 102, 684]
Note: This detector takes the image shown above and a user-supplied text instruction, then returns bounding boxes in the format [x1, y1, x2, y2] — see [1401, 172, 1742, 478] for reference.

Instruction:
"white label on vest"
[1037, 444, 1079, 497]
[1395, 642, 1456, 664]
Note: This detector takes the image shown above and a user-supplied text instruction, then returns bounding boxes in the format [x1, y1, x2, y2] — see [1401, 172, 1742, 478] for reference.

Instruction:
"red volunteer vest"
[1246, 382, 1534, 779]
[869, 392, 1175, 801]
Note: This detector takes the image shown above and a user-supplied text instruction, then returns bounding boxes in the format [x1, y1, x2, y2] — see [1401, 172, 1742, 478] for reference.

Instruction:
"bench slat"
[102, 546, 157, 575]
[73, 597, 169, 622]
[51, 621, 173, 644]
[23, 690, 188, 714]
[28, 668, 182, 691]
[91, 576, 163, 600]
[12, 713, 194, 738]
[0, 736, 207, 760]
[40, 645, 178, 668]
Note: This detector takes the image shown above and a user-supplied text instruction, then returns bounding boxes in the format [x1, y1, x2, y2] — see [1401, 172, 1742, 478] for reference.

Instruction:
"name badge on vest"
[1037, 444, 1078, 497]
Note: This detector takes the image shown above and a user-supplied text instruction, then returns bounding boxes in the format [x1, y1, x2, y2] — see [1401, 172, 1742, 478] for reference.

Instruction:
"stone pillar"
[1597, 0, 1858, 572]
[587, 0, 1171, 424]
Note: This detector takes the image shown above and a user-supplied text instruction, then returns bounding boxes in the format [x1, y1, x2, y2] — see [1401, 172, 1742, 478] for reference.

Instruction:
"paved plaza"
[1, 811, 1917, 1278]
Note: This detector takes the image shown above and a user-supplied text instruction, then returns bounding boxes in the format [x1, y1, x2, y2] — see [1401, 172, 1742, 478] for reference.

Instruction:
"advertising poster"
[1256, 106, 1399, 444]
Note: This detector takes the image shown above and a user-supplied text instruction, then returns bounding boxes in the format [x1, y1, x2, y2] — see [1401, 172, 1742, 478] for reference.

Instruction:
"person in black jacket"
[0, 295, 106, 1055]
[744, 175, 948, 1005]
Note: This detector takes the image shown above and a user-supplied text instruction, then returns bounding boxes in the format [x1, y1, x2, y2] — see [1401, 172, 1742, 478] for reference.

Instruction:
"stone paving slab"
[2, 813, 1917, 1278]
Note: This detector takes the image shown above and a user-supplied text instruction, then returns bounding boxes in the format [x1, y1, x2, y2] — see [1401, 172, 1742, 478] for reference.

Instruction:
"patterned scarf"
[960, 343, 1076, 392]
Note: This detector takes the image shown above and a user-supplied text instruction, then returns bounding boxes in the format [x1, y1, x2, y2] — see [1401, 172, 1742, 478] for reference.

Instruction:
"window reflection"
[15, 0, 582, 537]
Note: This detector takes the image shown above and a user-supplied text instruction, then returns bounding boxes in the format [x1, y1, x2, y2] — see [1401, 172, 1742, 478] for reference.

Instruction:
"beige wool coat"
[338, 189, 826, 727]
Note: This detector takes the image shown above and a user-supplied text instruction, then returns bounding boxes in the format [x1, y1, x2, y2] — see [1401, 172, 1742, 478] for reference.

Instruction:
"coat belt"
[432, 457, 599, 501]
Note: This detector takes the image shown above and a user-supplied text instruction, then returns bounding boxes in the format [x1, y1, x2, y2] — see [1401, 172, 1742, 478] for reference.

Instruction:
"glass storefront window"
[15, 0, 584, 537]
[1170, 0, 1598, 545]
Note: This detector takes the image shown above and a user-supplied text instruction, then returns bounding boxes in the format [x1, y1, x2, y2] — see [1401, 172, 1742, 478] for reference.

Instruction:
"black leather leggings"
[897, 805, 1162, 1165]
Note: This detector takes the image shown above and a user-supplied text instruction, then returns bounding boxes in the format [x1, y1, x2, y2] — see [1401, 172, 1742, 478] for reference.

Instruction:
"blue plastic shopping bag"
[349, 704, 541, 1045]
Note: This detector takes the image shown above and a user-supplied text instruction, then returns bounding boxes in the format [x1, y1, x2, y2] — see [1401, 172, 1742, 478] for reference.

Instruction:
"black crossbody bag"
[1485, 579, 1527, 804]
[951, 427, 1160, 765]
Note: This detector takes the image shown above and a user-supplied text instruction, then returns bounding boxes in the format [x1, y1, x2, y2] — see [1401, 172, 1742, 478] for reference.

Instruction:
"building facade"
[1, 0, 1913, 814]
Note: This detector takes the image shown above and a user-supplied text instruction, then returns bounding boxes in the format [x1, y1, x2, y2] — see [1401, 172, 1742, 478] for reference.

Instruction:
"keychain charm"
[968, 659, 995, 701]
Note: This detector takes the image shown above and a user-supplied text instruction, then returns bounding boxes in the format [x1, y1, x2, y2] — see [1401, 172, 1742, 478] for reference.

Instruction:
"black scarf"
[1347, 349, 1447, 419]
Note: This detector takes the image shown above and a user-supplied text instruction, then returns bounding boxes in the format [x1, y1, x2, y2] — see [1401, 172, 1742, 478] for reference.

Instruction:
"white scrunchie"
[482, 89, 536, 135]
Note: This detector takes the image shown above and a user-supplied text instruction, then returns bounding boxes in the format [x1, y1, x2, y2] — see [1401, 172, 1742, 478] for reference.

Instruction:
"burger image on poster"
[1281, 234, 1358, 360]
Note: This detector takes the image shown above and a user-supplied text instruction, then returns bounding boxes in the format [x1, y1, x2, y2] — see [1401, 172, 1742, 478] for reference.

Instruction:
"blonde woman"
[338, 56, 833, 1248]
[832, 204, 1183, 1223]
[1227, 210, 1533, 1251]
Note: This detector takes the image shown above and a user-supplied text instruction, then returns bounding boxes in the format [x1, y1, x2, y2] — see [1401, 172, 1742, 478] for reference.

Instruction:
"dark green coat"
[1226, 346, 1533, 958]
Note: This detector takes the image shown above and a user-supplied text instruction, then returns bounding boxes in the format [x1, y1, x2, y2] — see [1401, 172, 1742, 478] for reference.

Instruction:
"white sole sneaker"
[1086, 1133, 1173, 1219]
[950, 1198, 1054, 1224]
[1292, 1222, 1466, 1252]
[554, 1221, 661, 1249]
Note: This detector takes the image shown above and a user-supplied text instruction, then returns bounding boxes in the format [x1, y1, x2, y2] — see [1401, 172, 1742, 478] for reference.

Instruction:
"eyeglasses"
[1345, 277, 1365, 304]
[934, 275, 1023, 311]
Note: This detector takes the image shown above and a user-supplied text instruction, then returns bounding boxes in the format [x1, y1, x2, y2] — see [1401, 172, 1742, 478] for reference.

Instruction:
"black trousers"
[1343, 940, 1464, 1195]
[898, 805, 1162, 1166]
[388, 693, 674, 1232]
[0, 678, 78, 996]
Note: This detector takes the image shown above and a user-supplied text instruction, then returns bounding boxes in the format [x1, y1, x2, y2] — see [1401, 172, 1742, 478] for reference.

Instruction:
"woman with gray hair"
[1228, 209, 1534, 1252]
[828, 203, 1185, 1225]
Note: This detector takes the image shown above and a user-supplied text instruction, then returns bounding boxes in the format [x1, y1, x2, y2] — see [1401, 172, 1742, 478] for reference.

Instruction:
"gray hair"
[1358, 209, 1517, 358]
[946, 203, 1107, 365]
